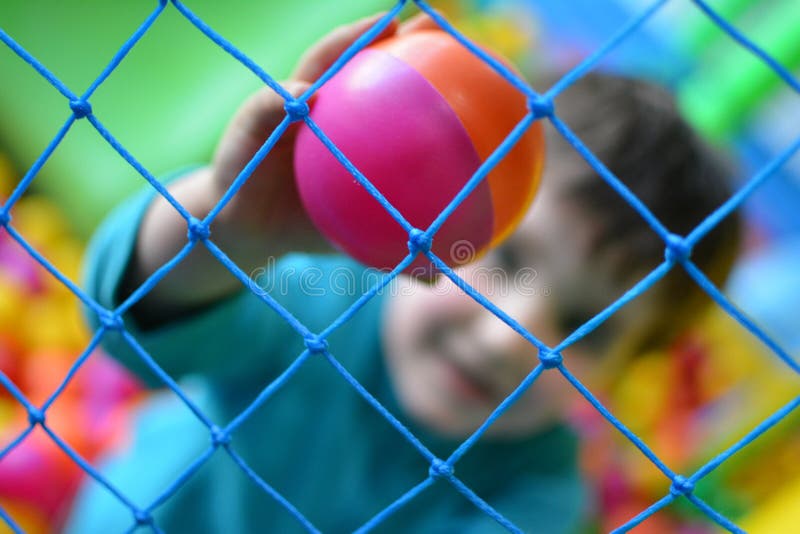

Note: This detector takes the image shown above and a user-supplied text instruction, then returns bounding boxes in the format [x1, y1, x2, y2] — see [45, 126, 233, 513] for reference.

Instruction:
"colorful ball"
[295, 29, 545, 275]
[0, 429, 83, 522]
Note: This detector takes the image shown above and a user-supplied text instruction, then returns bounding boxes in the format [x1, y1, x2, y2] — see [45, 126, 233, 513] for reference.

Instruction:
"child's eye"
[559, 309, 612, 349]
[558, 310, 591, 335]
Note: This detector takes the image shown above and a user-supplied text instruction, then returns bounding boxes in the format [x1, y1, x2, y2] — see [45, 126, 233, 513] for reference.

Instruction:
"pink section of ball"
[0, 240, 43, 292]
[294, 49, 493, 274]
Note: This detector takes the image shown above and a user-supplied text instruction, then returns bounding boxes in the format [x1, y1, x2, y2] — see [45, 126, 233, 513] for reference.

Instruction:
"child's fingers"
[292, 12, 398, 83]
[397, 11, 441, 35]
[236, 81, 311, 142]
[213, 81, 310, 184]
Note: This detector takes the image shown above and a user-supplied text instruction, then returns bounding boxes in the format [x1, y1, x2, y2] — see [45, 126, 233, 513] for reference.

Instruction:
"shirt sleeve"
[81, 172, 382, 389]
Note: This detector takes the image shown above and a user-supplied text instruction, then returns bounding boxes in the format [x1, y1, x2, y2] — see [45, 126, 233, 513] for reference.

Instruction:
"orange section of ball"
[375, 30, 545, 246]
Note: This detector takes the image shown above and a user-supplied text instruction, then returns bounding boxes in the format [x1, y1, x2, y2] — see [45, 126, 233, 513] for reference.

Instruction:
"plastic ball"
[20, 348, 74, 405]
[0, 499, 50, 534]
[295, 29, 544, 275]
[11, 196, 70, 250]
[21, 296, 89, 352]
[0, 237, 44, 293]
[77, 352, 142, 408]
[0, 428, 83, 522]
[0, 272, 25, 335]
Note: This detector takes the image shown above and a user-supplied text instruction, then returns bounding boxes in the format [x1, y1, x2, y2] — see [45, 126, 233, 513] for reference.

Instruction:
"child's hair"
[542, 72, 742, 364]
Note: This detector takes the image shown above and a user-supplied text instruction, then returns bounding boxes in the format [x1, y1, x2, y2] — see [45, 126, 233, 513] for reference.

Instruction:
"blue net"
[1, 0, 799, 532]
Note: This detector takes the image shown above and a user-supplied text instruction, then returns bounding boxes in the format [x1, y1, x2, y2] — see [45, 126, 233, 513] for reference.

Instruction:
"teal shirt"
[66, 180, 588, 533]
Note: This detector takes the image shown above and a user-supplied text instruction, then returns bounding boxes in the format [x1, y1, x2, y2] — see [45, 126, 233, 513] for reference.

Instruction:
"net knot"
[284, 99, 310, 122]
[69, 99, 92, 119]
[664, 233, 692, 264]
[429, 458, 454, 479]
[304, 335, 329, 354]
[528, 96, 554, 119]
[210, 425, 231, 447]
[99, 310, 124, 331]
[670, 475, 694, 497]
[133, 509, 153, 526]
[408, 228, 432, 255]
[539, 349, 563, 369]
[187, 217, 210, 242]
[28, 408, 45, 426]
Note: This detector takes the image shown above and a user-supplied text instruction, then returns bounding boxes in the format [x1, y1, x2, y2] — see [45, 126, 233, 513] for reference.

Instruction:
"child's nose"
[469, 310, 537, 379]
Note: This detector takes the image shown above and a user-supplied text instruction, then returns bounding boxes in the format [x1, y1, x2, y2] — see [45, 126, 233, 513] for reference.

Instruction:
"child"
[67, 12, 740, 534]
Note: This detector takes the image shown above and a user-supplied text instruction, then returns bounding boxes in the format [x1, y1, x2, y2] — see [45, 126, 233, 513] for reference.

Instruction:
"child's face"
[382, 173, 627, 438]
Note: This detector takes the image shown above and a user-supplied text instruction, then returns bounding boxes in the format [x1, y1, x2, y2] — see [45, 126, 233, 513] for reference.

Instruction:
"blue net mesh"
[1, 0, 799, 532]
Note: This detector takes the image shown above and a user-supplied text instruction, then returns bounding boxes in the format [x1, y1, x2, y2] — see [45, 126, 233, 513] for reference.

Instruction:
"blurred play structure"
[0, 154, 143, 533]
[573, 307, 800, 533]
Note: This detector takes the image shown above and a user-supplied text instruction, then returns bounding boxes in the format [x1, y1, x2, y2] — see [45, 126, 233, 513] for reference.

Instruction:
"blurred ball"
[0, 272, 25, 335]
[295, 29, 544, 275]
[0, 429, 83, 522]
[0, 499, 50, 534]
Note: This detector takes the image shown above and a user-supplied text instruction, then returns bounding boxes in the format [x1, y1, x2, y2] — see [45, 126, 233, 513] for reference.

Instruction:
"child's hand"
[210, 14, 394, 253]
[128, 12, 438, 323]
[211, 12, 438, 254]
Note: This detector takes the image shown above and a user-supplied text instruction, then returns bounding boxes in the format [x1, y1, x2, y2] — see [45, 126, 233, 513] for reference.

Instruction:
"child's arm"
[83, 13, 437, 384]
[125, 13, 440, 326]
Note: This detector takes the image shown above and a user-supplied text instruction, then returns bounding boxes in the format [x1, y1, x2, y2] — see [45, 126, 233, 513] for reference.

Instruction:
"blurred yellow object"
[613, 352, 670, 434]
[41, 239, 84, 296]
[460, 13, 533, 62]
[696, 309, 800, 459]
[0, 499, 49, 534]
[738, 476, 800, 533]
[0, 273, 24, 334]
[21, 295, 89, 352]
[416, 0, 535, 65]
[0, 398, 19, 431]
[726, 426, 800, 507]
[10, 196, 70, 250]
[601, 303, 800, 514]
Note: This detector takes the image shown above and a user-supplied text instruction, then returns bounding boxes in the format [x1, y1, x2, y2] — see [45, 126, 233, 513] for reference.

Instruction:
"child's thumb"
[223, 81, 312, 150]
